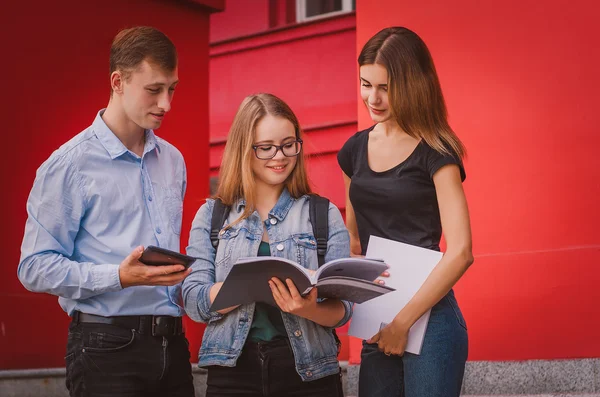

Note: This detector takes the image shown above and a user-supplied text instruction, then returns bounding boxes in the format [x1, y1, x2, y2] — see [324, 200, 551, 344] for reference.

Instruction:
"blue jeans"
[359, 290, 468, 397]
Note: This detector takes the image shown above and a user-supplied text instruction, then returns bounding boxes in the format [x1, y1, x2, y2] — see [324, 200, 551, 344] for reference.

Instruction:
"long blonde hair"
[359, 27, 466, 158]
[215, 93, 312, 223]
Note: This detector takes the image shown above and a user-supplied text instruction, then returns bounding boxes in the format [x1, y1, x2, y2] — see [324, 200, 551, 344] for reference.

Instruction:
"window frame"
[295, 0, 354, 23]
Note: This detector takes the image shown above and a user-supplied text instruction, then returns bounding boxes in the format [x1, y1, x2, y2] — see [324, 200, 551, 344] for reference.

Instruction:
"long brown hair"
[359, 27, 466, 158]
[215, 93, 312, 223]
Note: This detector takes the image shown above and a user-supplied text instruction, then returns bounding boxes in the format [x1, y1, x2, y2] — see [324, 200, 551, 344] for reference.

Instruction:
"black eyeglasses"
[252, 139, 303, 160]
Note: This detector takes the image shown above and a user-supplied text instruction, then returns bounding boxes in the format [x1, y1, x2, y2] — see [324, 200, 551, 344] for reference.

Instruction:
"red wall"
[355, 0, 600, 361]
[208, 11, 358, 209]
[0, 0, 216, 369]
[211, 0, 271, 42]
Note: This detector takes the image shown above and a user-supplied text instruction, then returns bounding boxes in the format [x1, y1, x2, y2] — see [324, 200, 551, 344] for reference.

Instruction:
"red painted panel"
[189, 0, 225, 12]
[210, 0, 271, 42]
[210, 143, 227, 170]
[0, 295, 69, 368]
[302, 122, 358, 157]
[210, 13, 356, 57]
[209, 20, 357, 142]
[1, 0, 211, 369]
[354, 0, 600, 361]
[306, 154, 347, 208]
[457, 248, 600, 360]
[270, 0, 297, 27]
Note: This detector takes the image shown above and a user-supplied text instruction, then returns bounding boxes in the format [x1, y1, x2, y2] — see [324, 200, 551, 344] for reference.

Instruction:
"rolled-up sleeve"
[183, 200, 224, 323]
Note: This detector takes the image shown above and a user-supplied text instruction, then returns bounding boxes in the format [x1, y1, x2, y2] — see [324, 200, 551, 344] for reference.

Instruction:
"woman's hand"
[376, 269, 390, 285]
[269, 277, 318, 318]
[367, 317, 410, 356]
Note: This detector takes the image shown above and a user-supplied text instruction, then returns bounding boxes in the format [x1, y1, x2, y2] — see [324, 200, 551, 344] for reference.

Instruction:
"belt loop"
[138, 316, 149, 334]
[72, 311, 80, 324]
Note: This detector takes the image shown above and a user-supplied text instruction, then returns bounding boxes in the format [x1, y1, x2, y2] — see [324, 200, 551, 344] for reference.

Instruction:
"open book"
[210, 256, 394, 311]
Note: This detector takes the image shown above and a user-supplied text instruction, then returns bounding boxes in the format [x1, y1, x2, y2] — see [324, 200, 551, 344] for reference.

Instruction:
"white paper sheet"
[348, 236, 443, 355]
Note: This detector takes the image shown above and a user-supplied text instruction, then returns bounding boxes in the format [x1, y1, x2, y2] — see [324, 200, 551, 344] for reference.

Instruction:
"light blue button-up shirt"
[18, 110, 187, 317]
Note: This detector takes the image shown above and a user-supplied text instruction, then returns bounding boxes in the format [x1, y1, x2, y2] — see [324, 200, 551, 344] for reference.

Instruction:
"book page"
[348, 236, 442, 355]
[315, 257, 388, 282]
[316, 277, 394, 303]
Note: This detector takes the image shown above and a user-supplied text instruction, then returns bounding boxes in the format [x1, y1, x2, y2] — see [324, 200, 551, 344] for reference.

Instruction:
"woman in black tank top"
[338, 27, 474, 397]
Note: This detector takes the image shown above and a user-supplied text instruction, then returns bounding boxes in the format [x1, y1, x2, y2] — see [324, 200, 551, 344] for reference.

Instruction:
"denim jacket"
[183, 189, 351, 381]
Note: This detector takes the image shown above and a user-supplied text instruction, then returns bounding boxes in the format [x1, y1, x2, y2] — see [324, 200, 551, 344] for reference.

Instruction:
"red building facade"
[357, 0, 600, 362]
[208, 0, 600, 364]
[2, 0, 597, 372]
[0, 0, 221, 370]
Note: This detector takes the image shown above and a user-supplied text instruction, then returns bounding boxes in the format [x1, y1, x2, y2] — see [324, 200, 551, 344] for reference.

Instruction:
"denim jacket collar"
[235, 188, 295, 222]
[270, 188, 295, 221]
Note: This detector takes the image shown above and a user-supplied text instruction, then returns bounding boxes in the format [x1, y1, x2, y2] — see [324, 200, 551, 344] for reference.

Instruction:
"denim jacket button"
[294, 330, 302, 337]
[276, 244, 284, 251]
[306, 371, 313, 377]
[269, 218, 277, 225]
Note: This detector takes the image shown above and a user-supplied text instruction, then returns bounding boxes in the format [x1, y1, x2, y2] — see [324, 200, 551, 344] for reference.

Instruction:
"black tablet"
[139, 246, 196, 268]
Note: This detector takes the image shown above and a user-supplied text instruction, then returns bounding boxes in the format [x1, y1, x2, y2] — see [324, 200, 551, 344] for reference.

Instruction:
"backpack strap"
[309, 194, 343, 355]
[210, 198, 231, 249]
[309, 194, 329, 267]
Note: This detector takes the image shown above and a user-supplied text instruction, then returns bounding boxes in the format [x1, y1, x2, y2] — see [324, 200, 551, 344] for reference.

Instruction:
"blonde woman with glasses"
[183, 93, 350, 397]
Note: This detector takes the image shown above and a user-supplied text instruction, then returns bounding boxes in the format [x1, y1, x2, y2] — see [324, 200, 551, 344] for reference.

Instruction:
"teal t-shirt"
[247, 241, 287, 342]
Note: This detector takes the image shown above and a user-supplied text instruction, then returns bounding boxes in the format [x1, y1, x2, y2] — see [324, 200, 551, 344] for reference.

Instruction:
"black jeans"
[206, 338, 344, 397]
[65, 319, 194, 397]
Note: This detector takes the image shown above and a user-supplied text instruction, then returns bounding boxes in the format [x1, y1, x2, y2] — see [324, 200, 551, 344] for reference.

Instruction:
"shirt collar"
[143, 129, 159, 156]
[92, 109, 158, 160]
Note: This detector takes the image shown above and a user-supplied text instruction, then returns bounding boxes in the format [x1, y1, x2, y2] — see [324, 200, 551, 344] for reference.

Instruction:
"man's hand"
[119, 246, 191, 288]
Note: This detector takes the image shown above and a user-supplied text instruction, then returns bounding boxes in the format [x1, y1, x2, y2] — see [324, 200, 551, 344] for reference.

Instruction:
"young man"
[18, 26, 194, 396]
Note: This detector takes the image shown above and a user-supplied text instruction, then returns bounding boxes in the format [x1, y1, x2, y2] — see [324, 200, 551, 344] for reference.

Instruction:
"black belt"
[72, 311, 183, 336]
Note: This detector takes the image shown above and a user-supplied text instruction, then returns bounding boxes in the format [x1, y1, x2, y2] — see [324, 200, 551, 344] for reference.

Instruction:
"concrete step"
[1, 359, 599, 397]
[343, 359, 600, 396]
[463, 395, 600, 397]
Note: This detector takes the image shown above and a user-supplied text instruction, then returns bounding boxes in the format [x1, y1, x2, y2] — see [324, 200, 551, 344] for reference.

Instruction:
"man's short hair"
[109, 26, 177, 81]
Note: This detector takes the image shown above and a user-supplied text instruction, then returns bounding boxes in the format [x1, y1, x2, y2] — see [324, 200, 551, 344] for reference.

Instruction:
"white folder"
[348, 235, 442, 355]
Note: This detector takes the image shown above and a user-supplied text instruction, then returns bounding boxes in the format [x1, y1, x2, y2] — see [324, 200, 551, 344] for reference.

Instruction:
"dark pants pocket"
[65, 321, 194, 397]
[81, 325, 137, 374]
